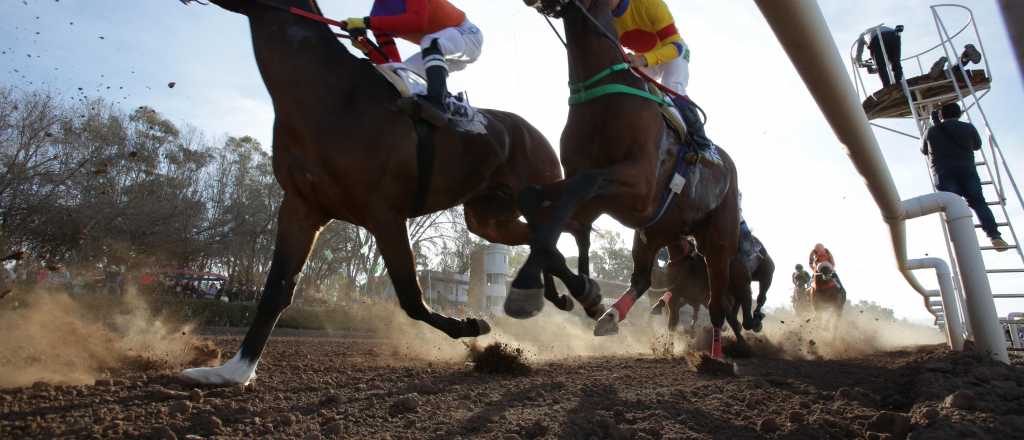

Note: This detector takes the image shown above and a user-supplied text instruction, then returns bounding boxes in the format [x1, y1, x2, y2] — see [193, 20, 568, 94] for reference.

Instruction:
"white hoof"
[594, 308, 620, 336]
[504, 287, 544, 319]
[180, 352, 257, 385]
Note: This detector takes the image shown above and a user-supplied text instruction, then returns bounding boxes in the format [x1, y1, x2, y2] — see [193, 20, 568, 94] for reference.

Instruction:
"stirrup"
[396, 97, 448, 127]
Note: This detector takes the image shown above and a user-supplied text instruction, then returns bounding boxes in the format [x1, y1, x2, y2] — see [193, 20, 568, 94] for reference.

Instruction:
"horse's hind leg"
[375, 219, 490, 339]
[182, 196, 326, 385]
[594, 232, 658, 336]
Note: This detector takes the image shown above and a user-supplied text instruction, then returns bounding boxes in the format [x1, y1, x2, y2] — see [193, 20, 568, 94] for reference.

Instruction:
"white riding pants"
[404, 19, 483, 76]
[640, 53, 689, 97]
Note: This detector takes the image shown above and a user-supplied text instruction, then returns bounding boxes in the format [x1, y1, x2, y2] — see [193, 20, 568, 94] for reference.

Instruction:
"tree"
[589, 229, 632, 283]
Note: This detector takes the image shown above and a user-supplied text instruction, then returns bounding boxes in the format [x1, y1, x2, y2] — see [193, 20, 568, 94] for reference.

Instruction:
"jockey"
[792, 264, 811, 290]
[809, 244, 846, 291]
[344, 0, 483, 114]
[808, 243, 835, 271]
[611, 0, 714, 158]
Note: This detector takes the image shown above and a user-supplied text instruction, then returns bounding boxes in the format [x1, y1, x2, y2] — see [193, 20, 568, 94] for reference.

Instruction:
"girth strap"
[412, 120, 435, 216]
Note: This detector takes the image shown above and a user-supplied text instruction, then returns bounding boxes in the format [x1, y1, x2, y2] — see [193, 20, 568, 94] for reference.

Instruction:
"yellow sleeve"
[642, 0, 686, 67]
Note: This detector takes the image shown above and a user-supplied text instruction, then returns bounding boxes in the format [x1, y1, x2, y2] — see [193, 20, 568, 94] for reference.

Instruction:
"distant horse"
[511, 0, 741, 359]
[650, 234, 774, 346]
[649, 239, 710, 334]
[792, 284, 813, 318]
[178, 0, 570, 385]
[810, 262, 846, 333]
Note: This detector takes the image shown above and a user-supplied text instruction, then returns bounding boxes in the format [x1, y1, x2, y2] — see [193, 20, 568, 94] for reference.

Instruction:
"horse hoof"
[470, 318, 491, 337]
[553, 294, 575, 312]
[650, 302, 665, 316]
[579, 278, 605, 320]
[593, 309, 619, 336]
[180, 353, 256, 386]
[504, 287, 544, 319]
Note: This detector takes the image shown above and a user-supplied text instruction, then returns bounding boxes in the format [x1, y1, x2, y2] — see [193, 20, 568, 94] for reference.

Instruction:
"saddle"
[373, 63, 488, 134]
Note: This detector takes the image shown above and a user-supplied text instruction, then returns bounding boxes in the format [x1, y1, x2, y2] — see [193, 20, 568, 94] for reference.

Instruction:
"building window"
[486, 273, 503, 286]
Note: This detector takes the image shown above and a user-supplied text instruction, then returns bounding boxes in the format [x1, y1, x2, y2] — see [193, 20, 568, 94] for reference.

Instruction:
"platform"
[861, 68, 991, 120]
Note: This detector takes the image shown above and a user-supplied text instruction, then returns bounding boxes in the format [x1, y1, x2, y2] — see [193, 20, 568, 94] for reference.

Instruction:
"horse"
[810, 262, 846, 333]
[649, 238, 710, 334]
[650, 234, 773, 346]
[792, 284, 813, 318]
[177, 0, 572, 385]
[509, 0, 741, 358]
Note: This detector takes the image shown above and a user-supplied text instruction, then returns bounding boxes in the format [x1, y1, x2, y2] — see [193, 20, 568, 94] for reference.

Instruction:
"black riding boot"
[423, 39, 449, 112]
[672, 96, 718, 163]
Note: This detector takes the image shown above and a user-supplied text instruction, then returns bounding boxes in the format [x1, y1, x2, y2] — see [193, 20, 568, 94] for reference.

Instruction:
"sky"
[1, 0, 1022, 324]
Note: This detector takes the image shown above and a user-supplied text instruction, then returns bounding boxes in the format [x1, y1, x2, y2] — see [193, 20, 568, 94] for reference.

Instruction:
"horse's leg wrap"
[711, 326, 724, 359]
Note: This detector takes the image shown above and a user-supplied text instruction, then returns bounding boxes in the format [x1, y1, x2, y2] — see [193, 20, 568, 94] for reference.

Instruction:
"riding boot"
[672, 96, 719, 165]
[423, 39, 449, 113]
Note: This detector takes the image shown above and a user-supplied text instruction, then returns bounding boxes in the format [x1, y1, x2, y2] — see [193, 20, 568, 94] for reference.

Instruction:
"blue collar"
[612, 0, 629, 17]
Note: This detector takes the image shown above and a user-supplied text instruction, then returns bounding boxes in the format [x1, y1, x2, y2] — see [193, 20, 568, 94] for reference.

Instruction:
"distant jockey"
[344, 0, 483, 113]
[792, 264, 811, 290]
[808, 243, 845, 290]
[808, 243, 835, 271]
[611, 0, 714, 160]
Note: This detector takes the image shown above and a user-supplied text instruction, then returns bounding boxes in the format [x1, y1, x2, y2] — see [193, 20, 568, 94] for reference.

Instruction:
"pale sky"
[2, 0, 1022, 324]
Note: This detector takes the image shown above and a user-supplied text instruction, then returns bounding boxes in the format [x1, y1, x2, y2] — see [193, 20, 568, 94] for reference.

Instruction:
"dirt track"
[2, 332, 1024, 440]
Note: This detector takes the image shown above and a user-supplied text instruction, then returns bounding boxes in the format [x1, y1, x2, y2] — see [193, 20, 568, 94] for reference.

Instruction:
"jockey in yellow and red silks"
[612, 0, 714, 156]
[344, 0, 482, 112]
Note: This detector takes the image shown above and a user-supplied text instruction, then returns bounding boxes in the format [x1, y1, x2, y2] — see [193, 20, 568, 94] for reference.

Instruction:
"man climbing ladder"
[611, 0, 714, 158]
[344, 0, 483, 115]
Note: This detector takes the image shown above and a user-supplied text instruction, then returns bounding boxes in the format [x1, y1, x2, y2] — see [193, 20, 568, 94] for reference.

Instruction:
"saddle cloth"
[373, 63, 488, 134]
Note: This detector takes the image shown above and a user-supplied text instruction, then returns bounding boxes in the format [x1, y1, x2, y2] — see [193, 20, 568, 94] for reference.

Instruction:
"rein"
[538, 0, 705, 117]
[214, 0, 392, 61]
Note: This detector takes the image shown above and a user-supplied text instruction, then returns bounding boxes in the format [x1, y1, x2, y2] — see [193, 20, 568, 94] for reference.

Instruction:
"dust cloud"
[0, 290, 218, 388]
[350, 299, 944, 366]
[741, 306, 945, 360]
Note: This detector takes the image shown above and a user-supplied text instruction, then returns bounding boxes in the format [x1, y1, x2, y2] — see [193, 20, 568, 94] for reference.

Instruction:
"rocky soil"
[2, 335, 1023, 439]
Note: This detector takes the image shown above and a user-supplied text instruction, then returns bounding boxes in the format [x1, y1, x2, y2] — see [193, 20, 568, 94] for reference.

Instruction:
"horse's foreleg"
[507, 172, 605, 319]
[594, 232, 658, 336]
[751, 256, 774, 330]
[463, 201, 573, 312]
[182, 196, 325, 385]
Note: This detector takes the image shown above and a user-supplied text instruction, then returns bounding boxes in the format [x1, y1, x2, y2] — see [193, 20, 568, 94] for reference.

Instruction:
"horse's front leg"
[182, 196, 326, 385]
[594, 232, 659, 336]
[506, 171, 606, 319]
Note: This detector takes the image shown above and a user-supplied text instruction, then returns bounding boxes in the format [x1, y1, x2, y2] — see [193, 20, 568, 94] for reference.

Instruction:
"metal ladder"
[853, 5, 1024, 329]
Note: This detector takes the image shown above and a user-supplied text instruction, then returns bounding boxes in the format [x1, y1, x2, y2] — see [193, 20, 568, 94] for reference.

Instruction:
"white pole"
[754, 0, 1008, 363]
[907, 258, 965, 350]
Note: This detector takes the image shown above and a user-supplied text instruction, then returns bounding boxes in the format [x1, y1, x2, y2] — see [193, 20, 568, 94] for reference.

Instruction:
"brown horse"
[810, 262, 846, 333]
[649, 239, 709, 334]
[178, 0, 570, 385]
[650, 234, 774, 346]
[507, 0, 741, 358]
